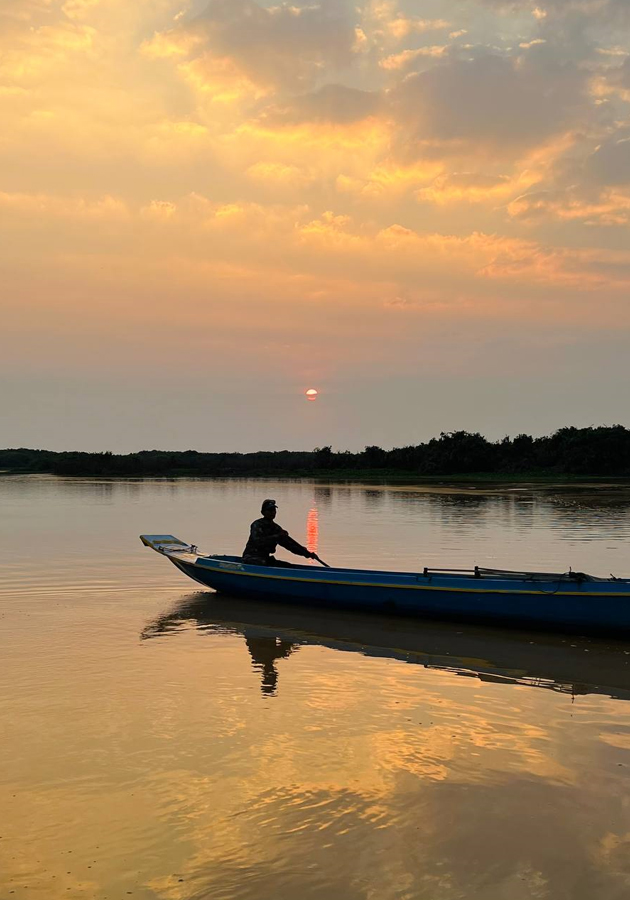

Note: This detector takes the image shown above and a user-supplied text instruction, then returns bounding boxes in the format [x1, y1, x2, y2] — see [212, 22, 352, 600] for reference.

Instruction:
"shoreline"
[3, 469, 630, 486]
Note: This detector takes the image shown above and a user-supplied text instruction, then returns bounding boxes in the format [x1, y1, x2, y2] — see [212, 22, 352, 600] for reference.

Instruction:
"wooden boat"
[140, 534, 630, 636]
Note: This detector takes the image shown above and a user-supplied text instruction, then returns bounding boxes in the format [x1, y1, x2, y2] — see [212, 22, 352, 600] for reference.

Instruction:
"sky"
[1, 0, 629, 452]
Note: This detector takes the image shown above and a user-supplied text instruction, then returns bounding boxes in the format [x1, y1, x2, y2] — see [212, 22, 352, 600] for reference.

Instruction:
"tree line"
[1, 426, 630, 478]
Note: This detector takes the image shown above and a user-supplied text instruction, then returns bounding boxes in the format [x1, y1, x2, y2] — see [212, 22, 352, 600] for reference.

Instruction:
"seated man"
[242, 499, 316, 566]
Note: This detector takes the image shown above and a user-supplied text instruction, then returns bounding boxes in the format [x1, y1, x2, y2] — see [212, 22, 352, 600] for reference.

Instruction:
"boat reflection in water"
[142, 592, 630, 701]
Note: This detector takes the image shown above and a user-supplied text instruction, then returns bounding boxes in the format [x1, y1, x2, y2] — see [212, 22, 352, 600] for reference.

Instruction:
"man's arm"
[277, 533, 314, 558]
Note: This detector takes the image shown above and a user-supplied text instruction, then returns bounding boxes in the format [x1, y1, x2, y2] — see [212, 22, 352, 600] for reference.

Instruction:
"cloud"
[610, 57, 630, 89]
[246, 160, 314, 188]
[508, 186, 630, 225]
[256, 84, 381, 126]
[417, 172, 513, 204]
[504, 130, 630, 226]
[389, 51, 589, 160]
[358, 0, 450, 51]
[0, 1, 55, 27]
[385, 16, 450, 40]
[581, 49, 630, 102]
[8, 185, 630, 296]
[0, 16, 97, 89]
[586, 136, 630, 184]
[334, 160, 445, 198]
[144, 0, 357, 93]
[479, 0, 629, 20]
[61, 0, 104, 19]
[0, 190, 129, 220]
[379, 45, 449, 70]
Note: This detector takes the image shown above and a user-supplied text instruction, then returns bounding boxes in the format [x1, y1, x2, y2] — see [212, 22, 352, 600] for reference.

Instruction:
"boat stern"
[140, 534, 194, 553]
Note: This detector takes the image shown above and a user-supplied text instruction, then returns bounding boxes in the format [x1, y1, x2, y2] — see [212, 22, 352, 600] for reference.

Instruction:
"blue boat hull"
[139, 536, 630, 636]
[169, 555, 630, 636]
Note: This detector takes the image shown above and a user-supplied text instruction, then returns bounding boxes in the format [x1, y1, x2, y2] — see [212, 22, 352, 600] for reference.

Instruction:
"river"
[2, 475, 630, 899]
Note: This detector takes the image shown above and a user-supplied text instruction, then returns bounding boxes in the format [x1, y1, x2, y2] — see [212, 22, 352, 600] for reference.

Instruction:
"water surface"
[2, 476, 630, 900]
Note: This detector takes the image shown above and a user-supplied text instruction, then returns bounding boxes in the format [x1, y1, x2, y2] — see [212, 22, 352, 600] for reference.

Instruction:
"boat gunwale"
[139, 536, 630, 598]
[180, 553, 630, 598]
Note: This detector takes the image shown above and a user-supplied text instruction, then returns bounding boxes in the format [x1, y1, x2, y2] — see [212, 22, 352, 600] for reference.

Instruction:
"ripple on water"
[3, 477, 630, 900]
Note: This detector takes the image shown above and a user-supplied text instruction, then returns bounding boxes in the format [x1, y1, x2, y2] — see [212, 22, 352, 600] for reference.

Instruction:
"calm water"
[2, 475, 630, 900]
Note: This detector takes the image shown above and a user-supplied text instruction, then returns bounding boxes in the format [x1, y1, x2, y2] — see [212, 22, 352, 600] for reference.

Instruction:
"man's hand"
[308, 551, 318, 559]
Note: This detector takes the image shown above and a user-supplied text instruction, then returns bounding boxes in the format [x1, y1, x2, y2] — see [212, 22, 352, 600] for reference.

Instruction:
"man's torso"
[242, 517, 283, 561]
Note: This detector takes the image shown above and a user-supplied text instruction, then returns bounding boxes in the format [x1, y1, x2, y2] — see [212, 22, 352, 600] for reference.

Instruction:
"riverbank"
[3, 425, 630, 479]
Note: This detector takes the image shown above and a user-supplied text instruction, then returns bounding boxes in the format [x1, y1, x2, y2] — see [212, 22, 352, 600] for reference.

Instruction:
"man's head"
[261, 498, 277, 519]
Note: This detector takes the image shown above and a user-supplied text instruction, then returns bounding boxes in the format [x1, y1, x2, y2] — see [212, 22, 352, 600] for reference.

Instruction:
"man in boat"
[242, 499, 316, 566]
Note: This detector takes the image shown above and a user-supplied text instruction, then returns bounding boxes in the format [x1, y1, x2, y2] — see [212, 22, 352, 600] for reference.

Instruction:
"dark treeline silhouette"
[2, 426, 630, 478]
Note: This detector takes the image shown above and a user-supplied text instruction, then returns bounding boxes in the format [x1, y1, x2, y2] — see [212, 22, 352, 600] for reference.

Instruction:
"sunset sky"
[1, 0, 629, 452]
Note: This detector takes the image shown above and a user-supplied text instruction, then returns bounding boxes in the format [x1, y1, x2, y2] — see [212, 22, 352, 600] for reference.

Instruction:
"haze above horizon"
[1, 0, 629, 453]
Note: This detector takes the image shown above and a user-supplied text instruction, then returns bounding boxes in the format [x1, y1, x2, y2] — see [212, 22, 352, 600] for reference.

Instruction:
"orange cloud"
[0, 190, 129, 220]
[246, 161, 314, 188]
[379, 45, 448, 69]
[508, 187, 630, 225]
[416, 172, 516, 204]
[4, 186, 630, 300]
[143, 0, 357, 95]
[387, 16, 451, 39]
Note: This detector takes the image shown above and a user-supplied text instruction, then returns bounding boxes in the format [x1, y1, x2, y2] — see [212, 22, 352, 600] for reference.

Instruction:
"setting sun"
[1, 0, 629, 451]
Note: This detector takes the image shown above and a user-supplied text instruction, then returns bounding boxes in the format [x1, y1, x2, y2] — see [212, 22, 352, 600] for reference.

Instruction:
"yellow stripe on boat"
[189, 558, 630, 597]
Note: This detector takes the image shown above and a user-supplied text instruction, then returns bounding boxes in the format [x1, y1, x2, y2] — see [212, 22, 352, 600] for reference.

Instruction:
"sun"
[305, 388, 319, 401]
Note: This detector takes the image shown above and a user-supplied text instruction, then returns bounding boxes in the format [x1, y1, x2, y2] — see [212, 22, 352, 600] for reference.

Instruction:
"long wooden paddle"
[313, 554, 330, 568]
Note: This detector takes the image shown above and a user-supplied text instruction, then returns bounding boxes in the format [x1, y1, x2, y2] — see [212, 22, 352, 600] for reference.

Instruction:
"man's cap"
[261, 498, 278, 512]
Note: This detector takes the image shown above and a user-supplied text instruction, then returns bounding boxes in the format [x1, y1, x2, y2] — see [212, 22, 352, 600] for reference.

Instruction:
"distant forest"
[2, 426, 630, 478]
